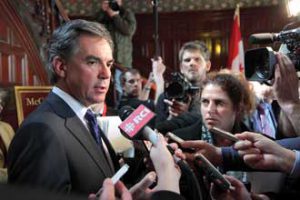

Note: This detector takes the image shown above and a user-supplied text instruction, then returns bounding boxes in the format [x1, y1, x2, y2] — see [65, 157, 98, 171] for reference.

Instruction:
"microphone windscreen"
[118, 106, 134, 121]
[249, 33, 275, 44]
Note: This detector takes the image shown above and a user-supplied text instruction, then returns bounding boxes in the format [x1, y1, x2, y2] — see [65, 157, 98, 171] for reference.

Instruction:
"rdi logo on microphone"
[119, 105, 155, 138]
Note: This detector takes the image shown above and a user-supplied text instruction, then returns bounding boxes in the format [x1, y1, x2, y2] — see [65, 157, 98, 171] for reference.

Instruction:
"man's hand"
[152, 57, 166, 78]
[88, 179, 132, 200]
[273, 53, 300, 137]
[101, 0, 119, 17]
[164, 98, 191, 118]
[234, 132, 296, 173]
[150, 134, 181, 193]
[129, 172, 156, 200]
[181, 140, 223, 166]
[273, 53, 299, 108]
[210, 175, 251, 200]
[152, 56, 166, 103]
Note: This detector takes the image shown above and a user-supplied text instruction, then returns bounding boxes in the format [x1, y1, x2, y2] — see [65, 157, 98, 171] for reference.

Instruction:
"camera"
[108, 0, 120, 11]
[245, 27, 300, 82]
[165, 72, 199, 101]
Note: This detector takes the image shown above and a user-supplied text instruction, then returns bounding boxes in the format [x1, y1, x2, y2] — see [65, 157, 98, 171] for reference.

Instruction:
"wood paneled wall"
[0, 0, 48, 86]
[132, 5, 290, 77]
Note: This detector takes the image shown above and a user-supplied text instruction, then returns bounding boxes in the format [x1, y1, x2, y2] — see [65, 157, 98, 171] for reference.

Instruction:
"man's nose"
[189, 58, 197, 66]
[98, 65, 111, 79]
[207, 102, 216, 113]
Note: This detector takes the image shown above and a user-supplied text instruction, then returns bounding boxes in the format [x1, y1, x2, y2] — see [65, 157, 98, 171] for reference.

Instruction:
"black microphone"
[249, 33, 279, 44]
[249, 27, 300, 44]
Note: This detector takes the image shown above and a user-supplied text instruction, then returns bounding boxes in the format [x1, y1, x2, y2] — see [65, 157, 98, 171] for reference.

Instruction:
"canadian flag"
[227, 4, 244, 72]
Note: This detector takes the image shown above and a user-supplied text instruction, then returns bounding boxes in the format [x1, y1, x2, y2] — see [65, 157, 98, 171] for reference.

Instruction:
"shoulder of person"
[150, 191, 185, 200]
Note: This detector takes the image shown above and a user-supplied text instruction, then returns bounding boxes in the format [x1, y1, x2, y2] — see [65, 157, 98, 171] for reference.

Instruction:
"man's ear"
[179, 64, 184, 74]
[52, 56, 67, 78]
[205, 61, 211, 72]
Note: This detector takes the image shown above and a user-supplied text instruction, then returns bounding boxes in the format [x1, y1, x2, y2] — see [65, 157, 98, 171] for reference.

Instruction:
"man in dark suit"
[7, 19, 118, 194]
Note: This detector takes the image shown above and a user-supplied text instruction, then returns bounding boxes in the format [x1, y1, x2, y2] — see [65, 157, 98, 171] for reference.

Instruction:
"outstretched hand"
[88, 178, 132, 200]
[234, 132, 295, 173]
[210, 175, 251, 200]
[180, 140, 222, 166]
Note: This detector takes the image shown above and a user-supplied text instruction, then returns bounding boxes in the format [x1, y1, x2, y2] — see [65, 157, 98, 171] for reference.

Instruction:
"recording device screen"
[194, 153, 231, 191]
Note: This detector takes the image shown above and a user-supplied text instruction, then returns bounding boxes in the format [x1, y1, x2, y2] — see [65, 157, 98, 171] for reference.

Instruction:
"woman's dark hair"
[202, 72, 254, 122]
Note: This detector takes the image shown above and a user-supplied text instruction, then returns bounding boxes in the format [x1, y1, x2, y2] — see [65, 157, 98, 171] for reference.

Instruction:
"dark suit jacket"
[8, 92, 115, 194]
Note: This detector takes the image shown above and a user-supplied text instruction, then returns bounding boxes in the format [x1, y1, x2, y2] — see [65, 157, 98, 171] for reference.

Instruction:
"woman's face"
[201, 84, 237, 132]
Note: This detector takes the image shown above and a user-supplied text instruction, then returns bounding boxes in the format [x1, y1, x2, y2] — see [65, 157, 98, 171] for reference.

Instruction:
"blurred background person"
[155, 40, 211, 123]
[249, 81, 278, 139]
[0, 88, 14, 183]
[96, 0, 136, 102]
[118, 68, 155, 112]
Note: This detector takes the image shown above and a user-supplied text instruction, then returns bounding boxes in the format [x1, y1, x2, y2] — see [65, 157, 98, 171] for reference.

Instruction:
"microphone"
[249, 33, 279, 44]
[249, 27, 300, 44]
[119, 105, 203, 199]
[118, 105, 158, 145]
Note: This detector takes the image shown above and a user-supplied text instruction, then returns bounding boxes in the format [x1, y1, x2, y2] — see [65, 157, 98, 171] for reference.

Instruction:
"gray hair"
[47, 19, 114, 84]
[178, 40, 210, 63]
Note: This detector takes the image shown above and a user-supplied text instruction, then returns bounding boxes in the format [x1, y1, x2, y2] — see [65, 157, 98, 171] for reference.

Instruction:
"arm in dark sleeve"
[221, 147, 251, 172]
[155, 112, 200, 135]
[155, 94, 169, 124]
[112, 8, 136, 36]
[277, 136, 300, 150]
[8, 123, 71, 192]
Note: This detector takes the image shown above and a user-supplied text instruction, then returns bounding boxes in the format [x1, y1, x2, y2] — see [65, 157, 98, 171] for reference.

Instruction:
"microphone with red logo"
[119, 105, 203, 199]
[118, 105, 158, 146]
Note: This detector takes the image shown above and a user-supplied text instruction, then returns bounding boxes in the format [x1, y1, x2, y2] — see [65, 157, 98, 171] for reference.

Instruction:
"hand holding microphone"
[118, 105, 181, 194]
[150, 134, 181, 193]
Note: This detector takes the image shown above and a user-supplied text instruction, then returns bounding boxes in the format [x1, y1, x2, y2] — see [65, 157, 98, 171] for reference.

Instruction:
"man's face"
[59, 35, 113, 106]
[180, 50, 210, 84]
[123, 72, 142, 98]
[201, 84, 236, 132]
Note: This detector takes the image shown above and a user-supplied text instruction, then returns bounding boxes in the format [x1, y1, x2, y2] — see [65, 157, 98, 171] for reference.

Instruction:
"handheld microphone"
[118, 105, 158, 145]
[119, 105, 203, 199]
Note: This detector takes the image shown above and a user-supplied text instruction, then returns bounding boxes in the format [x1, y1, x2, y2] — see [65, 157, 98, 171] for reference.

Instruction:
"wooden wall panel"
[132, 5, 290, 78]
[0, 0, 48, 86]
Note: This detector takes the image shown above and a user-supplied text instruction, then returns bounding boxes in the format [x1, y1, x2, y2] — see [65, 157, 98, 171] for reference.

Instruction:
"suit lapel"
[46, 92, 114, 176]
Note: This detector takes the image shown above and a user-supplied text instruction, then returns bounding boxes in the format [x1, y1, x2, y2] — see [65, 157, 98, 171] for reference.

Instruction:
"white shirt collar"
[52, 86, 88, 126]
